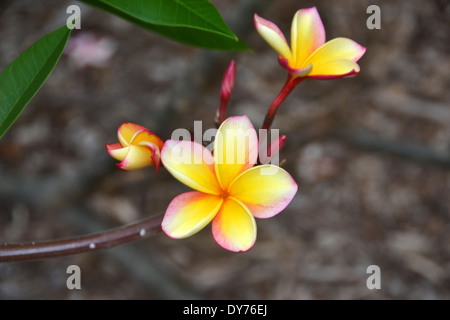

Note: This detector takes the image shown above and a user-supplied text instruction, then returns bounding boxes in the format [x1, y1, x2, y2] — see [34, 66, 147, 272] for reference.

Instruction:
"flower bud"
[106, 122, 164, 172]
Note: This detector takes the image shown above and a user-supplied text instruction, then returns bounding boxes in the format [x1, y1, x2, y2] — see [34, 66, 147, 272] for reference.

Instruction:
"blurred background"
[0, 0, 449, 299]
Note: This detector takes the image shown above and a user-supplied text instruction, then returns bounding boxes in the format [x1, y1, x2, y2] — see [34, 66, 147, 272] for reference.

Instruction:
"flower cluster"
[106, 7, 365, 252]
[106, 116, 297, 252]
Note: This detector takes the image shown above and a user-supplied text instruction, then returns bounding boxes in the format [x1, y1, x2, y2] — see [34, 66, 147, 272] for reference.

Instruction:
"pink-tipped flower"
[216, 60, 237, 126]
[254, 7, 366, 79]
[106, 122, 164, 172]
[161, 115, 298, 252]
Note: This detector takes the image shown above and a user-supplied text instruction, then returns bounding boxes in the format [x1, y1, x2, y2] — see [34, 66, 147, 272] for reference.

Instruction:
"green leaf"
[0, 25, 72, 139]
[80, 0, 248, 50]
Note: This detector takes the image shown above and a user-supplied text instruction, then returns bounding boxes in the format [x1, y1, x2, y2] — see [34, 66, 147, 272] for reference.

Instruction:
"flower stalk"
[261, 74, 304, 131]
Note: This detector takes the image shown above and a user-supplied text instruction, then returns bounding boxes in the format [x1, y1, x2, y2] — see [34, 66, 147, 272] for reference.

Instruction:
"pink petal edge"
[278, 56, 313, 77]
[254, 13, 288, 44]
[307, 67, 360, 80]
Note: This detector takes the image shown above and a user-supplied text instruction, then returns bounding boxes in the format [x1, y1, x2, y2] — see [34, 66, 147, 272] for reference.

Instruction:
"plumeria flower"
[106, 122, 164, 172]
[161, 115, 298, 252]
[254, 7, 366, 79]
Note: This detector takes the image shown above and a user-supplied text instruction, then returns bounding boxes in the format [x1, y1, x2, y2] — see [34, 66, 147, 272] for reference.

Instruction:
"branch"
[0, 214, 163, 262]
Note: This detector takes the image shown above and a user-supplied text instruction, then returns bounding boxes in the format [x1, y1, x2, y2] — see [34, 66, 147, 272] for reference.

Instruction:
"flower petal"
[212, 197, 256, 252]
[117, 122, 150, 146]
[228, 165, 298, 219]
[131, 129, 164, 150]
[308, 59, 361, 79]
[161, 140, 222, 195]
[106, 142, 128, 161]
[214, 115, 258, 190]
[278, 56, 313, 76]
[291, 7, 326, 68]
[162, 191, 223, 239]
[254, 14, 292, 61]
[117, 144, 154, 171]
[304, 37, 366, 67]
[139, 141, 161, 173]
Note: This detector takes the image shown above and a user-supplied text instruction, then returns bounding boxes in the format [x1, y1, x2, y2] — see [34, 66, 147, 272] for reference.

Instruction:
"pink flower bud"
[220, 60, 236, 102]
[216, 61, 236, 127]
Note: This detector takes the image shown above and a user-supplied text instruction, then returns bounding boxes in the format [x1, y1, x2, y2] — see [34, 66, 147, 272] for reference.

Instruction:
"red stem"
[261, 74, 304, 131]
[217, 99, 229, 125]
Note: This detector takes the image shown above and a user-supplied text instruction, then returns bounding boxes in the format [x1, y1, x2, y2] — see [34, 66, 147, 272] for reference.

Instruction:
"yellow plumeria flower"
[106, 122, 164, 171]
[161, 115, 298, 252]
[254, 7, 366, 79]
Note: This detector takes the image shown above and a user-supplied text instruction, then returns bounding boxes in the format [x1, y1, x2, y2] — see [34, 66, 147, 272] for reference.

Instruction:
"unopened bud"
[216, 60, 236, 127]
[220, 60, 236, 102]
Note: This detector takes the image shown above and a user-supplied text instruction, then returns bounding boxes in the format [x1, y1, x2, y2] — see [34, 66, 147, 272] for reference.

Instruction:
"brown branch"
[0, 214, 163, 262]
